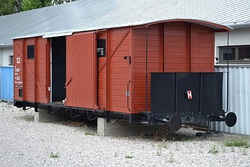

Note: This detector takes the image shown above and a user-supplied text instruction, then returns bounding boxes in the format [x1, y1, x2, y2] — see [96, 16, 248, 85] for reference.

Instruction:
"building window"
[9, 55, 13, 65]
[97, 39, 106, 57]
[219, 46, 250, 63]
[27, 45, 35, 59]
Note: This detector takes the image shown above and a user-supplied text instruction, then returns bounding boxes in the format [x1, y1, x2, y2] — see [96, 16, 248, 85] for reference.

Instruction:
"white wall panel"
[211, 66, 250, 135]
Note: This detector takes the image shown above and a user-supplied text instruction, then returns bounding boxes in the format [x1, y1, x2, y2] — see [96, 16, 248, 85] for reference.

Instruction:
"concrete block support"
[97, 117, 165, 136]
[34, 109, 67, 123]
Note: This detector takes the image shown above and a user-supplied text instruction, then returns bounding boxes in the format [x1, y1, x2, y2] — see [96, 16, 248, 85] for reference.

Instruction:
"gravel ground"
[0, 102, 250, 167]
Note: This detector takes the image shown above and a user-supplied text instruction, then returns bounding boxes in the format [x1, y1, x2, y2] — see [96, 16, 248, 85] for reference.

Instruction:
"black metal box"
[150, 72, 223, 124]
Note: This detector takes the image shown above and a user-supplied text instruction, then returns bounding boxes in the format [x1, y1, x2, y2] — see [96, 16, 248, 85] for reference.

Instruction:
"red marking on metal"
[187, 90, 192, 100]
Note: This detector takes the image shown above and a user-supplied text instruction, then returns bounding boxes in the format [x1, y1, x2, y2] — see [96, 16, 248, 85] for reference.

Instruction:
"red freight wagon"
[14, 20, 236, 131]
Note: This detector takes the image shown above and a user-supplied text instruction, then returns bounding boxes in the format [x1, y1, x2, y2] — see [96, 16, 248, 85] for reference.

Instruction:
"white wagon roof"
[1, 0, 250, 46]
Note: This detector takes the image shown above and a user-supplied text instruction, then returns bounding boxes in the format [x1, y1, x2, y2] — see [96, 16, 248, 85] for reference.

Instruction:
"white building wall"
[0, 47, 13, 67]
[213, 27, 250, 135]
[215, 27, 250, 63]
[211, 66, 250, 135]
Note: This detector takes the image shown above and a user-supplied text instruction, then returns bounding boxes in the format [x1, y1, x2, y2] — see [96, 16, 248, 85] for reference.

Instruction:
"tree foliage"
[22, 0, 52, 11]
[0, 0, 15, 16]
[0, 0, 77, 16]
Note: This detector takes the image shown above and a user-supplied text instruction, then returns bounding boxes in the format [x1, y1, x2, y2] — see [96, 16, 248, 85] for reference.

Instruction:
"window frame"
[9, 55, 13, 65]
[97, 39, 106, 57]
[27, 45, 35, 59]
[218, 45, 250, 64]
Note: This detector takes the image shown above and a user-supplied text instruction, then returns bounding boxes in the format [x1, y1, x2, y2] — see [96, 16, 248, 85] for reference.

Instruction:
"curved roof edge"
[146, 19, 232, 32]
[13, 19, 232, 40]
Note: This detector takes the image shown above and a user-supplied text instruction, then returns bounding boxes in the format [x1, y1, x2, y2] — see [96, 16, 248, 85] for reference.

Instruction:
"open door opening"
[51, 37, 66, 102]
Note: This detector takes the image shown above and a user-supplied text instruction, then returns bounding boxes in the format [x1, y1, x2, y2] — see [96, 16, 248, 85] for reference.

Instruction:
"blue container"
[0, 67, 13, 101]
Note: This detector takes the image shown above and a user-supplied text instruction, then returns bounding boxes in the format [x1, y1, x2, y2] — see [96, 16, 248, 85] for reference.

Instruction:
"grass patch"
[20, 114, 34, 122]
[50, 152, 60, 158]
[85, 132, 95, 136]
[208, 145, 219, 154]
[242, 148, 248, 155]
[17, 152, 24, 156]
[162, 141, 170, 149]
[225, 139, 250, 148]
[156, 148, 162, 156]
[125, 155, 133, 159]
[166, 151, 174, 163]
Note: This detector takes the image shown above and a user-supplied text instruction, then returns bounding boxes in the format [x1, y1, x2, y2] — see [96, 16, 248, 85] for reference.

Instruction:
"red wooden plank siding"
[24, 38, 35, 102]
[164, 22, 189, 72]
[190, 24, 215, 72]
[36, 37, 49, 103]
[65, 32, 97, 109]
[13, 39, 24, 101]
[132, 22, 216, 114]
[97, 31, 107, 111]
[108, 28, 132, 113]
[132, 25, 161, 114]
[14, 37, 49, 104]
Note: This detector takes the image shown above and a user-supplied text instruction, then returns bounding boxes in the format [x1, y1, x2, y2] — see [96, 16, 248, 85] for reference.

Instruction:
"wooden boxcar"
[13, 20, 237, 131]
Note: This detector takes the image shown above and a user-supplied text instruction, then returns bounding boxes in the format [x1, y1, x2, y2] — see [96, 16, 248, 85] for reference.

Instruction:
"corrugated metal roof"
[1, 0, 250, 46]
